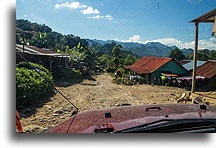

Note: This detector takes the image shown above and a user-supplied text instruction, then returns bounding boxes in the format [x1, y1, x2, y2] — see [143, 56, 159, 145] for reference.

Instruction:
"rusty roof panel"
[16, 44, 61, 56]
[124, 57, 172, 74]
[196, 61, 216, 78]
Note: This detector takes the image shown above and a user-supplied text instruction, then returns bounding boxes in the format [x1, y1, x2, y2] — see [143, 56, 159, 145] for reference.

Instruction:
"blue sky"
[16, 0, 215, 49]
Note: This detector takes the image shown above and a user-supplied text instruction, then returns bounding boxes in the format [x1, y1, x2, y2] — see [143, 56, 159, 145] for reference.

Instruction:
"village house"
[179, 60, 206, 72]
[16, 44, 70, 72]
[196, 60, 216, 90]
[124, 57, 189, 84]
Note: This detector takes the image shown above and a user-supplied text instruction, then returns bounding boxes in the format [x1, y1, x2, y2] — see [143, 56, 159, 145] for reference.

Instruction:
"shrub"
[105, 66, 116, 73]
[16, 63, 54, 109]
[17, 62, 52, 77]
[53, 68, 82, 82]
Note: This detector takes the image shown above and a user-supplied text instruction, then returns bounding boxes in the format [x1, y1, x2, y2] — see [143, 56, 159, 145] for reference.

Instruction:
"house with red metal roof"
[196, 60, 216, 90]
[124, 57, 189, 84]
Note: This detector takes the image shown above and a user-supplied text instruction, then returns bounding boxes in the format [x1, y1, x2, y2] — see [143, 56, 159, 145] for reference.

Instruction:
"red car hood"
[47, 104, 215, 133]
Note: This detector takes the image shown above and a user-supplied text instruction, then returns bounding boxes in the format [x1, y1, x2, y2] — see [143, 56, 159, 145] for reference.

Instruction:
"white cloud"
[54, 2, 87, 9]
[120, 35, 216, 50]
[24, 14, 28, 17]
[54, 1, 112, 21]
[121, 35, 141, 43]
[87, 14, 112, 20]
[81, 6, 100, 15]
[143, 37, 216, 50]
[187, 0, 203, 4]
[129, 35, 141, 42]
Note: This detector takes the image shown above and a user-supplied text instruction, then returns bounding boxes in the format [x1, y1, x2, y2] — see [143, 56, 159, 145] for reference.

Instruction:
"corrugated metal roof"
[182, 61, 206, 71]
[196, 61, 216, 78]
[124, 57, 172, 74]
[189, 8, 216, 23]
[16, 44, 61, 56]
[212, 21, 216, 36]
[178, 60, 191, 65]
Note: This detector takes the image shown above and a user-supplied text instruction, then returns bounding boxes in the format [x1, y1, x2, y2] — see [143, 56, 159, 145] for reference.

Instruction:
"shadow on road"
[54, 75, 97, 87]
[17, 92, 56, 118]
[80, 83, 98, 86]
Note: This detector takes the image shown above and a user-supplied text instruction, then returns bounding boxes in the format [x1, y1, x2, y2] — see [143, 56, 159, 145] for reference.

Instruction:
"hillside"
[86, 39, 194, 57]
[16, 19, 196, 58]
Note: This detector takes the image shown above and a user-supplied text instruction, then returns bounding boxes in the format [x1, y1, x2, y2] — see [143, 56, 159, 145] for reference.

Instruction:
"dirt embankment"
[19, 73, 198, 133]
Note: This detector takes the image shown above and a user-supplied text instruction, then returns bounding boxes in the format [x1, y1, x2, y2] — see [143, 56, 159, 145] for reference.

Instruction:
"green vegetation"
[168, 47, 186, 61]
[53, 68, 82, 82]
[16, 19, 88, 50]
[168, 48, 216, 61]
[16, 62, 54, 109]
[112, 44, 123, 69]
[17, 62, 52, 77]
[187, 49, 216, 61]
[16, 19, 139, 73]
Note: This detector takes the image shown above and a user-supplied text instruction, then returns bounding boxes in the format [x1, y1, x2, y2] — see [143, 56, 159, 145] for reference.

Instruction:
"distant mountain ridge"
[86, 39, 194, 57]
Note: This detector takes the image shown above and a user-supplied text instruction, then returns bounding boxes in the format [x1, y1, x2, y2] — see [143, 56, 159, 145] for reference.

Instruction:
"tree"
[61, 43, 86, 66]
[186, 49, 215, 61]
[123, 54, 136, 65]
[168, 48, 186, 61]
[209, 50, 216, 60]
[112, 44, 122, 69]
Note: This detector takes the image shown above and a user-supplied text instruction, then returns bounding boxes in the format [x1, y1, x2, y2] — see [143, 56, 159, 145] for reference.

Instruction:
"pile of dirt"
[19, 73, 196, 133]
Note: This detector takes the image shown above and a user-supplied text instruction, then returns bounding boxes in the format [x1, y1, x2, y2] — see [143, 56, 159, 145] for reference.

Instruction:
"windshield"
[114, 119, 215, 133]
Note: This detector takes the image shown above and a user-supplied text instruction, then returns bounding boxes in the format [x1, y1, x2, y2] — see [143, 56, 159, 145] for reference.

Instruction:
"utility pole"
[191, 22, 199, 93]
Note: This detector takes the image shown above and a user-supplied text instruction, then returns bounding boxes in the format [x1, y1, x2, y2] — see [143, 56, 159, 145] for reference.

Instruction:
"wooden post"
[65, 57, 67, 68]
[49, 56, 52, 72]
[22, 34, 25, 57]
[191, 22, 199, 93]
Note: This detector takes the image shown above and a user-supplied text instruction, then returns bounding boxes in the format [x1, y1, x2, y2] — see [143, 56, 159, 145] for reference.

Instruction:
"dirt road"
[20, 73, 189, 132]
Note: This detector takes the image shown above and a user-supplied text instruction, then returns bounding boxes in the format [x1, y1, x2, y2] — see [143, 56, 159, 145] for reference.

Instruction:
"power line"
[105, 0, 158, 39]
[106, 0, 157, 39]
[92, 0, 126, 38]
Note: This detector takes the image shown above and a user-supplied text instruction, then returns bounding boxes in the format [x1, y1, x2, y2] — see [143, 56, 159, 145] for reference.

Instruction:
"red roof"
[124, 57, 172, 74]
[196, 61, 216, 78]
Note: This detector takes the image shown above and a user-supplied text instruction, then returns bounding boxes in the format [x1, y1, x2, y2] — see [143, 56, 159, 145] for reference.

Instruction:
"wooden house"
[16, 44, 70, 72]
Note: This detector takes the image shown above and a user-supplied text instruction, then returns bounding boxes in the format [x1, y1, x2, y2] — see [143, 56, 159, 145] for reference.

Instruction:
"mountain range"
[86, 39, 194, 57]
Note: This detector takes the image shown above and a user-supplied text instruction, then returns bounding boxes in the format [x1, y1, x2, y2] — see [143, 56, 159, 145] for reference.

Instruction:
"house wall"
[149, 60, 188, 84]
[208, 76, 216, 90]
[155, 60, 189, 75]
[141, 73, 151, 84]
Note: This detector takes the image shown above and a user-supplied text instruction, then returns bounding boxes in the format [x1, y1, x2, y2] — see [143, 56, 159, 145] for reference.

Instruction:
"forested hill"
[16, 19, 215, 61]
[16, 19, 184, 58]
[16, 19, 140, 68]
[86, 39, 194, 57]
[16, 19, 88, 51]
